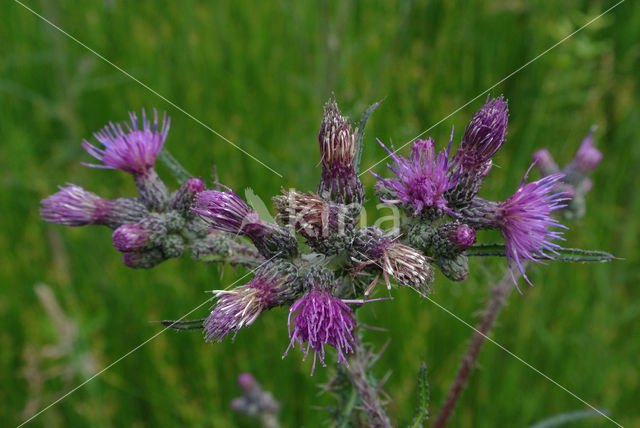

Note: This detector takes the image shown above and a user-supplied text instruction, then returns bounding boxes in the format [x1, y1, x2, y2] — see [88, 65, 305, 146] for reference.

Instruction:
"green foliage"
[1, 1, 639, 427]
[466, 244, 617, 262]
[409, 362, 430, 428]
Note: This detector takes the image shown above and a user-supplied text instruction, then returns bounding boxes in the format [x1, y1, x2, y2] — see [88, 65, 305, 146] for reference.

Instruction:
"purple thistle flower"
[317, 99, 364, 205]
[273, 189, 356, 255]
[283, 289, 356, 375]
[193, 186, 253, 234]
[195, 186, 298, 258]
[497, 165, 569, 291]
[571, 132, 603, 175]
[374, 137, 457, 217]
[532, 149, 560, 178]
[351, 226, 434, 295]
[82, 108, 170, 175]
[112, 223, 153, 252]
[41, 184, 147, 228]
[459, 95, 508, 164]
[40, 184, 109, 226]
[204, 265, 298, 342]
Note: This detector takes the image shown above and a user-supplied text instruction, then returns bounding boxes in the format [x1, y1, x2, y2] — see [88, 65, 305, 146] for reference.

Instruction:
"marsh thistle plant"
[41, 95, 607, 425]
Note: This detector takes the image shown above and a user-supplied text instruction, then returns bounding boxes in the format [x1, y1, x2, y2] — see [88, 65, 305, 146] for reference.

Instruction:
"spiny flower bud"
[170, 177, 206, 215]
[194, 186, 298, 259]
[459, 95, 508, 164]
[447, 96, 509, 207]
[112, 223, 154, 252]
[204, 261, 301, 342]
[430, 221, 476, 258]
[111, 215, 167, 252]
[373, 137, 457, 219]
[283, 269, 355, 375]
[273, 189, 356, 255]
[160, 234, 185, 259]
[41, 184, 147, 228]
[190, 234, 232, 263]
[351, 226, 433, 295]
[317, 98, 364, 205]
[564, 131, 603, 182]
[435, 253, 470, 282]
[122, 247, 165, 269]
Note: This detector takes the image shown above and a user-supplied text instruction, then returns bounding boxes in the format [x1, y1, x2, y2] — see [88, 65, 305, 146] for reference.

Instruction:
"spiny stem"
[433, 265, 521, 428]
[344, 332, 392, 428]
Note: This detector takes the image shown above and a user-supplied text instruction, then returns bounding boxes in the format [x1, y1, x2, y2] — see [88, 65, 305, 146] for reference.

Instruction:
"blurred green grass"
[1, 0, 639, 426]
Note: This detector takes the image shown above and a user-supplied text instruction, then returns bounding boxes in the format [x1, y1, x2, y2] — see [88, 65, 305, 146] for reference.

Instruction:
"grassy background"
[1, 0, 639, 426]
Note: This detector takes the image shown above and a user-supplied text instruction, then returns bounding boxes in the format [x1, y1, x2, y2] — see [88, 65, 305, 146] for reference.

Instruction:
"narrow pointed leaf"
[466, 244, 616, 263]
[159, 318, 205, 330]
[354, 99, 384, 173]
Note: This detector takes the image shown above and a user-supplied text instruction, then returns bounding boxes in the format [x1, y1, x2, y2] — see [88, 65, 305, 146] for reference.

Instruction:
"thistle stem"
[345, 335, 392, 428]
[433, 265, 521, 428]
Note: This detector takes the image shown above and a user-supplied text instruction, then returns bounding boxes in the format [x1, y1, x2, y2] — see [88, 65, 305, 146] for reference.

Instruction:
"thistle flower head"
[378, 241, 433, 294]
[572, 133, 603, 174]
[170, 177, 206, 214]
[112, 222, 153, 252]
[351, 226, 433, 295]
[273, 189, 356, 254]
[374, 138, 457, 217]
[284, 287, 356, 375]
[195, 186, 299, 259]
[193, 185, 254, 234]
[448, 223, 476, 250]
[41, 184, 110, 226]
[82, 108, 170, 175]
[459, 95, 508, 164]
[317, 99, 364, 205]
[205, 263, 298, 342]
[498, 166, 568, 290]
[532, 148, 560, 178]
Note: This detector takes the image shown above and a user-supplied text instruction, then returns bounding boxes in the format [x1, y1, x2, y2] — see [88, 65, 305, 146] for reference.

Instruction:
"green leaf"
[527, 408, 610, 428]
[354, 99, 384, 173]
[158, 147, 193, 184]
[159, 318, 205, 330]
[409, 362, 430, 428]
[466, 244, 616, 263]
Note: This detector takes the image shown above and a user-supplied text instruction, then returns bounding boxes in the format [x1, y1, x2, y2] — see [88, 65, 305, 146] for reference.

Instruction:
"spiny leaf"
[409, 362, 430, 428]
[158, 147, 193, 184]
[354, 99, 384, 173]
[466, 244, 616, 263]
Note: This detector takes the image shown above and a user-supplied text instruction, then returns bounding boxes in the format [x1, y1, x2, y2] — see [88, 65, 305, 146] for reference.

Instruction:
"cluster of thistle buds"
[40, 109, 261, 269]
[41, 96, 601, 375]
